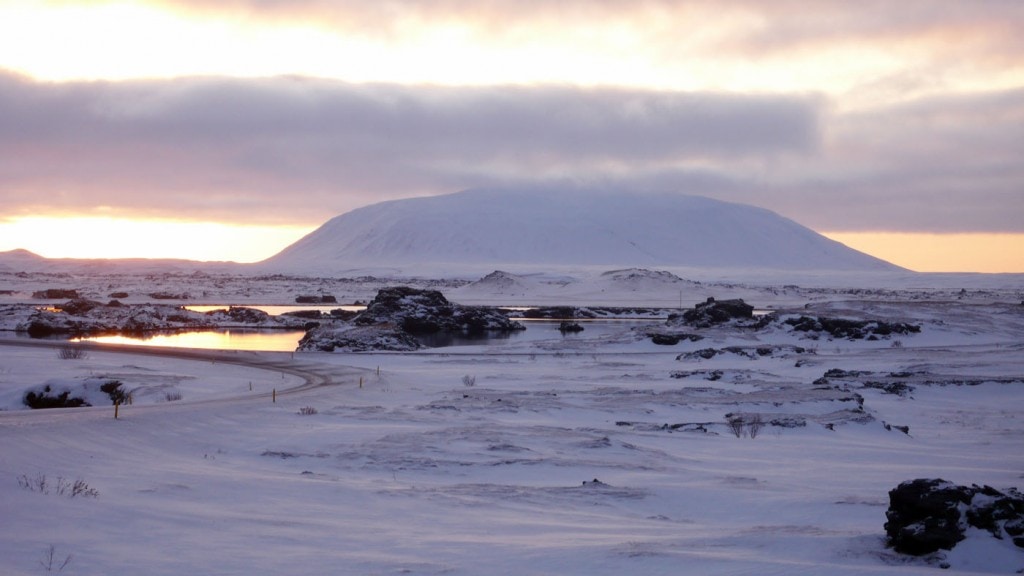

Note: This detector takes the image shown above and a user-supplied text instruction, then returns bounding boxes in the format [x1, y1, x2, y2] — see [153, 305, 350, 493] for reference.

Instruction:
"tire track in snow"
[0, 338, 369, 419]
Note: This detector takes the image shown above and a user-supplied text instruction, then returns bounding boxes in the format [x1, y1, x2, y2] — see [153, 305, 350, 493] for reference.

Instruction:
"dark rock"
[354, 287, 523, 335]
[328, 308, 360, 320]
[282, 310, 325, 320]
[222, 306, 271, 323]
[769, 417, 807, 428]
[865, 381, 915, 396]
[521, 306, 595, 319]
[670, 369, 722, 381]
[785, 315, 920, 340]
[298, 324, 422, 352]
[670, 297, 754, 328]
[148, 291, 189, 300]
[26, 320, 57, 338]
[681, 348, 721, 360]
[885, 479, 971, 555]
[295, 294, 336, 304]
[108, 291, 130, 299]
[558, 321, 584, 333]
[965, 485, 1024, 546]
[882, 422, 911, 434]
[648, 332, 703, 345]
[885, 479, 1024, 555]
[31, 289, 80, 299]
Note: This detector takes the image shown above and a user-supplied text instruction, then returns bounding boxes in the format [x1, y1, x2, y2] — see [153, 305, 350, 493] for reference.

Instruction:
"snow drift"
[261, 188, 901, 273]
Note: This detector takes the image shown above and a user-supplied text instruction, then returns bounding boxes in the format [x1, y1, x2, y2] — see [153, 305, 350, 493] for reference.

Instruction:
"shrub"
[748, 414, 764, 439]
[56, 346, 88, 360]
[462, 374, 476, 387]
[298, 406, 318, 415]
[725, 413, 764, 438]
[39, 544, 72, 573]
[163, 391, 183, 402]
[727, 415, 745, 438]
[100, 380, 129, 405]
[18, 474, 98, 498]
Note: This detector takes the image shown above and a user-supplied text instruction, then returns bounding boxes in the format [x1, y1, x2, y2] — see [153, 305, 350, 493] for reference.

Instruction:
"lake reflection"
[78, 329, 306, 352]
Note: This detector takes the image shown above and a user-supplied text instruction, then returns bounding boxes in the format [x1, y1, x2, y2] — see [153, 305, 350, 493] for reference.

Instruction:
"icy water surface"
[77, 329, 307, 352]
[70, 320, 650, 352]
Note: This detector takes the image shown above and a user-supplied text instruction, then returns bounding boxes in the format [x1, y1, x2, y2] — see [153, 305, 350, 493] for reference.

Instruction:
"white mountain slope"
[261, 189, 902, 273]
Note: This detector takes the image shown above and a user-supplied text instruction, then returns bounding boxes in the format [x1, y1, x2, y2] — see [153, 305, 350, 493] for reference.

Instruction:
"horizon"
[1, 1, 1022, 273]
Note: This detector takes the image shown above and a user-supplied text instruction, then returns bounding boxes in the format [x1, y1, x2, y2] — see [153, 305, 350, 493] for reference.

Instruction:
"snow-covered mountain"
[261, 188, 901, 273]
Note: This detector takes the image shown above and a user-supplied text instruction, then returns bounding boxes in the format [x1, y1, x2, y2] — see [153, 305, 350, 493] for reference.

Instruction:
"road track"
[0, 338, 369, 417]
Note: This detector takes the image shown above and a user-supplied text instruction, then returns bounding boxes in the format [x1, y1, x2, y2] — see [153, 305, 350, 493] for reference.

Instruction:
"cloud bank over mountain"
[2, 69, 1022, 235]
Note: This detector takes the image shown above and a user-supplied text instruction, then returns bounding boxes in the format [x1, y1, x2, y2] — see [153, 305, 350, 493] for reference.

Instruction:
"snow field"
[1, 285, 1023, 574]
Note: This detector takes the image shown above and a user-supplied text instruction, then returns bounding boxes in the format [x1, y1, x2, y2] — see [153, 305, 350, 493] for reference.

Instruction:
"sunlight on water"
[185, 305, 364, 315]
[78, 330, 306, 352]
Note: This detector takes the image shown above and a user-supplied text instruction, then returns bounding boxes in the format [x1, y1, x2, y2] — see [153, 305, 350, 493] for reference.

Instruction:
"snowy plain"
[1, 265, 1023, 575]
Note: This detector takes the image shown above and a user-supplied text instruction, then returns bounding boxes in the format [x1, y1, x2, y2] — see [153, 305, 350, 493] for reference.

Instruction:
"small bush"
[748, 414, 764, 439]
[100, 380, 129, 405]
[57, 346, 88, 360]
[18, 474, 98, 498]
[725, 413, 764, 439]
[727, 415, 745, 438]
[39, 544, 72, 573]
[298, 406, 318, 415]
[163, 391, 183, 402]
[462, 374, 476, 387]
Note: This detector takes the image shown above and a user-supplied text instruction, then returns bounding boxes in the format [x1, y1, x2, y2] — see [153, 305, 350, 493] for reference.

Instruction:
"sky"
[0, 0, 1022, 272]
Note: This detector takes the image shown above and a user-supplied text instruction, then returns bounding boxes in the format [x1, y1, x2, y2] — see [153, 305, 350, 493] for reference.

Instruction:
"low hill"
[261, 188, 901, 273]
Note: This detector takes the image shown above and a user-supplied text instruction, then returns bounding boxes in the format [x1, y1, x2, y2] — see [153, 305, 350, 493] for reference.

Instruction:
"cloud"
[796, 88, 1024, 233]
[0, 70, 1020, 234]
[0, 71, 819, 223]
[159, 0, 1024, 71]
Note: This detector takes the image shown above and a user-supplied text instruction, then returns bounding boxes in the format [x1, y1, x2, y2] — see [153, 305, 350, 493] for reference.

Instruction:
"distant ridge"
[262, 188, 902, 273]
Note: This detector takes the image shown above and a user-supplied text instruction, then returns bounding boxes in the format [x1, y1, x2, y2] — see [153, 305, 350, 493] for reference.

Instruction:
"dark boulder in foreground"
[885, 478, 1024, 555]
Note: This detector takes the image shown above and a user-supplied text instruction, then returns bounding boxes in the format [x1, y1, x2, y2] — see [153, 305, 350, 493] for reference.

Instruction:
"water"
[68, 319, 655, 352]
[76, 329, 307, 352]
[185, 304, 364, 315]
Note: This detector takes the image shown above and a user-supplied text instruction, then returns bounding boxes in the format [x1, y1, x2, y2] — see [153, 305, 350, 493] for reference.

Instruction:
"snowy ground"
[1, 269, 1023, 575]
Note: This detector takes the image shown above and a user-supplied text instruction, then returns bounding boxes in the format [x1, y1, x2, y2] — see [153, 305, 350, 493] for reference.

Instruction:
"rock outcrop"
[885, 478, 1024, 556]
[298, 287, 524, 352]
[354, 286, 524, 334]
[668, 297, 754, 328]
[15, 301, 307, 337]
[785, 316, 920, 340]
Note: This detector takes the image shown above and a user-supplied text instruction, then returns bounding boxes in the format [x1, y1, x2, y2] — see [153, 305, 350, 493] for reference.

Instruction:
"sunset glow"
[823, 232, 1024, 274]
[0, 217, 312, 262]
